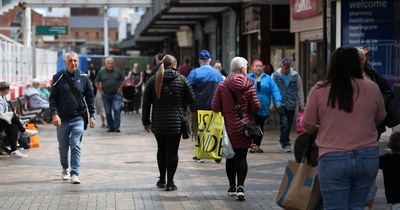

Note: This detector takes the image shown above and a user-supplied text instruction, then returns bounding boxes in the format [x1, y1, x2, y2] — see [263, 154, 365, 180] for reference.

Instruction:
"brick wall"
[0, 7, 44, 38]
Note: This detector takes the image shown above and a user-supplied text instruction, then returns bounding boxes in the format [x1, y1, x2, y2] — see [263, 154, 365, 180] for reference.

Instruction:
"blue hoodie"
[247, 72, 282, 117]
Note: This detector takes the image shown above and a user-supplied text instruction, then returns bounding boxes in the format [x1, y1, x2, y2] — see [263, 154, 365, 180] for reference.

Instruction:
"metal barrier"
[0, 40, 57, 86]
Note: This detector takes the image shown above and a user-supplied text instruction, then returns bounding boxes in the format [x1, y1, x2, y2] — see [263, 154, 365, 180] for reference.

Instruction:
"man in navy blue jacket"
[188, 50, 223, 161]
[50, 51, 95, 184]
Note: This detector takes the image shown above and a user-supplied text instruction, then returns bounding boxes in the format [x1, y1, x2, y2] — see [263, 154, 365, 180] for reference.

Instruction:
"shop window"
[300, 41, 324, 95]
[75, 32, 79, 39]
[270, 5, 290, 31]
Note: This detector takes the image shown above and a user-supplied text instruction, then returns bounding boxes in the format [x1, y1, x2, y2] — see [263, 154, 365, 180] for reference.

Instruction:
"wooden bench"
[8, 98, 36, 123]
[17, 96, 48, 124]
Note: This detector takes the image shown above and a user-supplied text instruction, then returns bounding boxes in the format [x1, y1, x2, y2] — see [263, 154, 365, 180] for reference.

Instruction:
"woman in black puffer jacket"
[142, 54, 195, 191]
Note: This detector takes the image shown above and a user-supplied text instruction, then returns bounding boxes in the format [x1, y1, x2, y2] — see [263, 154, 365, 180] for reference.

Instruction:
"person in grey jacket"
[272, 58, 305, 153]
[142, 54, 195, 191]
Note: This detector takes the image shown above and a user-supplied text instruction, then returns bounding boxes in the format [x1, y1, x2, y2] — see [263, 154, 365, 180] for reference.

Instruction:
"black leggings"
[155, 134, 181, 185]
[226, 148, 248, 187]
[0, 114, 25, 152]
[254, 115, 268, 146]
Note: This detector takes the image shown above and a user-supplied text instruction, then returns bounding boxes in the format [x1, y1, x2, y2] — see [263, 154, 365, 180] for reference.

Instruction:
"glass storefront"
[300, 41, 324, 94]
[270, 46, 296, 72]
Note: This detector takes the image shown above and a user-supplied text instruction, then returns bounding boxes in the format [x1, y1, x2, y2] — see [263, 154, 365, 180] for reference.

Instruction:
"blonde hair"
[155, 54, 176, 99]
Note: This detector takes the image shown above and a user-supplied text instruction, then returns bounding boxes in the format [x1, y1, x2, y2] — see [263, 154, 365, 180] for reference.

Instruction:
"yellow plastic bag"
[194, 110, 223, 160]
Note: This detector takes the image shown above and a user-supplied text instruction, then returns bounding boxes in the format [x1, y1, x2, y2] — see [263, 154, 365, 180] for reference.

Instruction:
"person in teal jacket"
[247, 60, 282, 153]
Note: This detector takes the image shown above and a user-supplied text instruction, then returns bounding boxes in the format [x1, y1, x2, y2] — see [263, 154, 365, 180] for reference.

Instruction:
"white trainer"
[283, 145, 292, 153]
[21, 129, 38, 138]
[10, 150, 28, 158]
[71, 175, 80, 184]
[62, 168, 70, 180]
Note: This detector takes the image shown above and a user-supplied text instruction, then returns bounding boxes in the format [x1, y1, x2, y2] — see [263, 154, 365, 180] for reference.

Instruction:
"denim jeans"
[318, 147, 379, 210]
[391, 204, 400, 210]
[57, 116, 84, 176]
[102, 93, 122, 129]
[278, 106, 295, 147]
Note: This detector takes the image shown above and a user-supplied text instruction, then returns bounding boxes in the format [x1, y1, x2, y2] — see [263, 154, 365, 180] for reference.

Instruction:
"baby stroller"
[122, 86, 136, 113]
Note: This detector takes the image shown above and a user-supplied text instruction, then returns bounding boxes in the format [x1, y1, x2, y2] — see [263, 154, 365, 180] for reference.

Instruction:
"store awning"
[123, 0, 240, 48]
[127, 0, 289, 48]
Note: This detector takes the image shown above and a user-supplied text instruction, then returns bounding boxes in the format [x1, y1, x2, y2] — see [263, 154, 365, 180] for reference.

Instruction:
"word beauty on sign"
[194, 110, 223, 160]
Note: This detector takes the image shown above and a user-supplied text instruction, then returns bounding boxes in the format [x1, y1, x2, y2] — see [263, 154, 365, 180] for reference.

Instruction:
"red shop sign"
[291, 0, 319, 20]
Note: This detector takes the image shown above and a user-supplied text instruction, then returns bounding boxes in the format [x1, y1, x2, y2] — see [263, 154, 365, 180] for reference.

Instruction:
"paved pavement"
[0, 113, 389, 209]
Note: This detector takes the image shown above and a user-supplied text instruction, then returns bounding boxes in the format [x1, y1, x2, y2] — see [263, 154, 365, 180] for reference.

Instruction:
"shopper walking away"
[212, 57, 260, 201]
[302, 47, 386, 209]
[142, 54, 195, 191]
[188, 49, 223, 162]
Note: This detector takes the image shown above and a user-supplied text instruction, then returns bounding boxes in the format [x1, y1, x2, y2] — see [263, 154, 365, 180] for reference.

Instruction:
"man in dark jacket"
[188, 50, 223, 162]
[50, 51, 95, 184]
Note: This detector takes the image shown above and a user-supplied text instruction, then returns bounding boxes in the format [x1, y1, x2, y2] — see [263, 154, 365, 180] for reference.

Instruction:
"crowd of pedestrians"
[1, 46, 398, 208]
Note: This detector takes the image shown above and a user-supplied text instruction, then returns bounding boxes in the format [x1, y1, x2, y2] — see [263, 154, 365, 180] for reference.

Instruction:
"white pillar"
[104, 6, 109, 57]
[118, 21, 127, 42]
[24, 7, 32, 47]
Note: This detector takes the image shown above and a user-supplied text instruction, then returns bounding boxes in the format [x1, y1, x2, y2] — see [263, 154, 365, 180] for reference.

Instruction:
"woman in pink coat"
[212, 57, 260, 201]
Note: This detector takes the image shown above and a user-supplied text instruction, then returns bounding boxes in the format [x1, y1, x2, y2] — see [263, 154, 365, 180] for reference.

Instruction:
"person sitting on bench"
[25, 79, 50, 110]
[0, 81, 38, 158]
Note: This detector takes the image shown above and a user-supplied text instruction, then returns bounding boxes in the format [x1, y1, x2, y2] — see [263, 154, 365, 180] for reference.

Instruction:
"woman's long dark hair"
[325, 47, 363, 113]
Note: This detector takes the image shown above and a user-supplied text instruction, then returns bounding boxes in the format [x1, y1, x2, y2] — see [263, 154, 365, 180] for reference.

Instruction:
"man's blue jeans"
[102, 93, 122, 129]
[277, 106, 295, 147]
[57, 116, 84, 176]
[318, 147, 379, 210]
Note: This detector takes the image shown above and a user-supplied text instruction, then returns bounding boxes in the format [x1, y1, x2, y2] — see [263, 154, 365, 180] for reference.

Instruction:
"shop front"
[243, 4, 294, 73]
[290, 0, 324, 95]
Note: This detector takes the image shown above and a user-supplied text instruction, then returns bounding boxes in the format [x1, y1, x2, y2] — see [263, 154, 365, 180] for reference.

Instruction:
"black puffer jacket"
[142, 68, 195, 135]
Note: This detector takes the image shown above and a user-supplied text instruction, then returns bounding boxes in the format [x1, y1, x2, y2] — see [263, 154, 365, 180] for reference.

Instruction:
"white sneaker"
[236, 186, 246, 201]
[62, 168, 70, 180]
[21, 129, 38, 138]
[71, 175, 80, 184]
[10, 150, 28, 158]
[283, 145, 292, 153]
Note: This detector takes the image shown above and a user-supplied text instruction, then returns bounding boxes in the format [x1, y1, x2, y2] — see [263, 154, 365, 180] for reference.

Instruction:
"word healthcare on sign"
[195, 110, 223, 160]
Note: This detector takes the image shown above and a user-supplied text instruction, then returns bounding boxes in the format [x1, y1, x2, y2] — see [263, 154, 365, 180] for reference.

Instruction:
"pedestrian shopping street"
[0, 113, 389, 209]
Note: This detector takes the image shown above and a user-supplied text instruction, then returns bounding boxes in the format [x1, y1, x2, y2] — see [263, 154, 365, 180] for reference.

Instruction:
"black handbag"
[230, 90, 263, 139]
[64, 72, 89, 130]
[167, 82, 191, 139]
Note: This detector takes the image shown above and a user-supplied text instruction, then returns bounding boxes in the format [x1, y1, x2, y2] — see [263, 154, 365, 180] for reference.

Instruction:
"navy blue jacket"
[187, 64, 223, 110]
[49, 70, 95, 121]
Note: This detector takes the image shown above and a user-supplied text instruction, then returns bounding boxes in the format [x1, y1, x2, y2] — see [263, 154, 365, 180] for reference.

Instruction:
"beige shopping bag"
[276, 160, 322, 210]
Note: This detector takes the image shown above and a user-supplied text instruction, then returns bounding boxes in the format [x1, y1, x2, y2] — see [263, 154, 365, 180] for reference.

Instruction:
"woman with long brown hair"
[142, 55, 195, 191]
[302, 47, 386, 208]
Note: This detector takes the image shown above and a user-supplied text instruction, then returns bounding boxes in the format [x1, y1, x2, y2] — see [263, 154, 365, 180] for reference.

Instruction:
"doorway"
[300, 41, 324, 96]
